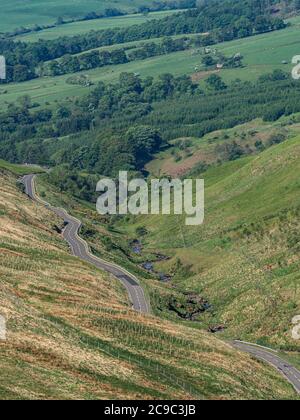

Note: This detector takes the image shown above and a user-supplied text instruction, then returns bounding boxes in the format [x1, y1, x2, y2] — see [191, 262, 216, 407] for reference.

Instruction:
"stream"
[131, 240, 172, 282]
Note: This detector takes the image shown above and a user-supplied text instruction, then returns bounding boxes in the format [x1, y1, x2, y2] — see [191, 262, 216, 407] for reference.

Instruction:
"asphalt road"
[22, 174, 150, 314]
[22, 174, 300, 396]
[232, 341, 300, 395]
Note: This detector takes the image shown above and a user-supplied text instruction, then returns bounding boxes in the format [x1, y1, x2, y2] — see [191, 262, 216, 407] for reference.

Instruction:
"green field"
[0, 45, 203, 109]
[0, 0, 179, 33]
[2, 18, 300, 110]
[15, 10, 181, 42]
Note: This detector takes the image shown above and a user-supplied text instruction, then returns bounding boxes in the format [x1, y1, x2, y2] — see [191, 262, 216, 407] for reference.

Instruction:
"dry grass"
[0, 170, 297, 400]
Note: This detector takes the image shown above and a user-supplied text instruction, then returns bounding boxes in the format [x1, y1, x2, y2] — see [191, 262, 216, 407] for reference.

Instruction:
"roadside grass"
[0, 160, 45, 176]
[1, 170, 294, 399]
[279, 352, 300, 371]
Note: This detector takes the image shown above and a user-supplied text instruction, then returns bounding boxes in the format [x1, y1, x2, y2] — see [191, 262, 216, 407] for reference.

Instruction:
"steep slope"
[0, 169, 297, 400]
[118, 135, 300, 350]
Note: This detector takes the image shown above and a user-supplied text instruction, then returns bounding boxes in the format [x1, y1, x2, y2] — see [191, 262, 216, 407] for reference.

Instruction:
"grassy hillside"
[146, 116, 300, 177]
[29, 118, 300, 354]
[0, 168, 296, 399]
[0, 1, 180, 33]
[1, 16, 299, 110]
[115, 134, 300, 351]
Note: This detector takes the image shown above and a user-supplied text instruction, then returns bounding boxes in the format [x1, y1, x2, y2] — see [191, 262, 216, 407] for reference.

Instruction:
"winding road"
[22, 174, 300, 396]
[232, 341, 300, 395]
[22, 174, 150, 314]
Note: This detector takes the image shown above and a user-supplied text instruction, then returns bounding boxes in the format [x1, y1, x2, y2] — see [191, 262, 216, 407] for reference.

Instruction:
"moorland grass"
[119, 133, 300, 349]
[1, 169, 295, 399]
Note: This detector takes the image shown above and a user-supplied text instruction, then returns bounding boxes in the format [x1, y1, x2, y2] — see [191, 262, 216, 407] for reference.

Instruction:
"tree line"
[1, 69, 300, 176]
[0, 0, 286, 83]
[39, 37, 193, 77]
[5, 1, 196, 38]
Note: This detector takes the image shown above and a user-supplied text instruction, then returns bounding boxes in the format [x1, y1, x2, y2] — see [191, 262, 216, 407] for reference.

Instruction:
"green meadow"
[1, 2, 300, 400]
[2, 18, 300, 109]
[0, 46, 203, 109]
[15, 10, 180, 42]
[0, 160, 45, 175]
[0, 0, 178, 33]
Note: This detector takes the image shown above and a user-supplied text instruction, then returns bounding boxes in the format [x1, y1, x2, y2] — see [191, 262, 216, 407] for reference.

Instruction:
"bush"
[136, 226, 148, 237]
[267, 133, 286, 146]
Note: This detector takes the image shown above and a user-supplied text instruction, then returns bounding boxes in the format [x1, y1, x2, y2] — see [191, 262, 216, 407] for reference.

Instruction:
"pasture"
[15, 10, 181, 42]
[0, 0, 178, 33]
[1, 18, 300, 109]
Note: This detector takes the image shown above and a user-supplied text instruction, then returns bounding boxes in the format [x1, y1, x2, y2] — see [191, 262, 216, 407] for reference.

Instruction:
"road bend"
[232, 341, 300, 395]
[22, 174, 300, 395]
[22, 174, 150, 314]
